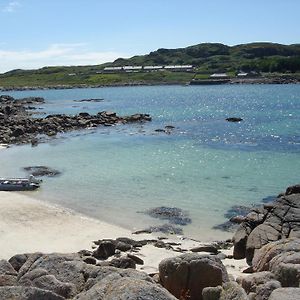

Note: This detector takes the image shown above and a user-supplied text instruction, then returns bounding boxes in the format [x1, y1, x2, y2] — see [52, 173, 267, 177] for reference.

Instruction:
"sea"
[1, 84, 300, 241]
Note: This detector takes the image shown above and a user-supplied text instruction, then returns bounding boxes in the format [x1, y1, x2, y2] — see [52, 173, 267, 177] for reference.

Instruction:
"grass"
[0, 71, 195, 88]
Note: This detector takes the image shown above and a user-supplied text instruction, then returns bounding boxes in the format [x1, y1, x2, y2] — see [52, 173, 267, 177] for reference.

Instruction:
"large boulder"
[245, 223, 281, 264]
[17, 253, 87, 293]
[159, 253, 229, 300]
[232, 223, 252, 259]
[252, 238, 300, 272]
[18, 268, 77, 299]
[272, 263, 300, 287]
[75, 276, 177, 300]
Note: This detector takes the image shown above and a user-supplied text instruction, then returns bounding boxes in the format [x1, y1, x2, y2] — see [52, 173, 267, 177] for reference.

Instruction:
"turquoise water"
[1, 85, 300, 240]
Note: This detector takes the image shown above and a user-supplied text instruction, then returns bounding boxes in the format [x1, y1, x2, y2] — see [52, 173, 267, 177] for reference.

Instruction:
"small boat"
[0, 175, 41, 191]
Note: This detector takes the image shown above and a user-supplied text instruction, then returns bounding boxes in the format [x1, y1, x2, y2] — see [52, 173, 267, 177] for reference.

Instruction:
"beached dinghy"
[0, 175, 41, 191]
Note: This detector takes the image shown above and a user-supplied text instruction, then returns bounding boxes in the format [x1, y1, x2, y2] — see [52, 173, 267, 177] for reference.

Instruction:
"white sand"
[0, 191, 248, 277]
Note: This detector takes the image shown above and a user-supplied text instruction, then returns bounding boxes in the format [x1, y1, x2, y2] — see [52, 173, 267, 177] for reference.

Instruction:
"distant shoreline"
[1, 77, 300, 92]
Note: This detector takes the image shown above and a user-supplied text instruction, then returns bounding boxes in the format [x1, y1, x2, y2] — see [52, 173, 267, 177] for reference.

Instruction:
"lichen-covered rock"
[268, 288, 300, 300]
[0, 286, 64, 300]
[273, 263, 300, 287]
[238, 271, 276, 294]
[252, 238, 300, 272]
[18, 253, 87, 293]
[255, 280, 281, 300]
[202, 282, 248, 300]
[220, 282, 248, 300]
[0, 275, 17, 287]
[18, 267, 77, 299]
[83, 266, 154, 291]
[245, 224, 281, 264]
[75, 276, 177, 300]
[202, 286, 222, 300]
[159, 253, 229, 300]
[0, 260, 17, 276]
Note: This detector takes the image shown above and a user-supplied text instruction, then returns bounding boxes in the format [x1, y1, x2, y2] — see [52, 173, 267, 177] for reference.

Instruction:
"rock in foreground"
[159, 253, 229, 300]
[232, 184, 300, 264]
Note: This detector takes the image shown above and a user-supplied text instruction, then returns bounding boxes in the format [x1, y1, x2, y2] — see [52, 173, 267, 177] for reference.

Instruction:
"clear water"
[1, 85, 300, 241]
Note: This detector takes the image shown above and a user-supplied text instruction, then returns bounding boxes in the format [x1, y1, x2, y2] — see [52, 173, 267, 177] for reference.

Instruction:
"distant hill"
[112, 42, 300, 73]
[0, 42, 300, 88]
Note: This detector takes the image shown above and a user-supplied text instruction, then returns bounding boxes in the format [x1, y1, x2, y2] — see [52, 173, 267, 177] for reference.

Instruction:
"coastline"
[0, 191, 248, 277]
[1, 77, 300, 92]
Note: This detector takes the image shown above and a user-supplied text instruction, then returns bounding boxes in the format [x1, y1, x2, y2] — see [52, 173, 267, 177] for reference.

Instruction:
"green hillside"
[114, 42, 300, 73]
[1, 42, 300, 88]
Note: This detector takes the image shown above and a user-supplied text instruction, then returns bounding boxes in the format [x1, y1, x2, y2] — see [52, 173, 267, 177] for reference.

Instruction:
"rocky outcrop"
[0, 95, 151, 145]
[232, 184, 300, 264]
[0, 252, 176, 300]
[159, 253, 229, 300]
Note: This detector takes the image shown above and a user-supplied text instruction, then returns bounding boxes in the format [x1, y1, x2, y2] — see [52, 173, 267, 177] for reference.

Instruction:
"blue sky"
[0, 0, 299, 72]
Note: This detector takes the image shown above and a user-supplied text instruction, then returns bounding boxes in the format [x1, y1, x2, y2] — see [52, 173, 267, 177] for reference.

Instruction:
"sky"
[0, 0, 299, 73]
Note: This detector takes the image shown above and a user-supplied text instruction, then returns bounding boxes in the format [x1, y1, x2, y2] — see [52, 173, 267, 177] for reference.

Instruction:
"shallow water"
[1, 84, 300, 241]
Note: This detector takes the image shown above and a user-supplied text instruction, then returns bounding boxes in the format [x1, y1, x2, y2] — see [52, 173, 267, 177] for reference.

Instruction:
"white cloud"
[0, 44, 128, 73]
[2, 1, 21, 13]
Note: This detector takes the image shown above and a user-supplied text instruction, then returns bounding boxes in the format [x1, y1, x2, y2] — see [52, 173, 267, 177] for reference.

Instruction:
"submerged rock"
[134, 224, 183, 235]
[213, 205, 252, 232]
[73, 98, 104, 103]
[224, 205, 252, 219]
[142, 206, 191, 225]
[226, 117, 243, 122]
[23, 166, 62, 177]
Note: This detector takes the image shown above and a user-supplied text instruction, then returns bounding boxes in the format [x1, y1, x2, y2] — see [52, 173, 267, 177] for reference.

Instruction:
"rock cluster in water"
[23, 166, 62, 177]
[0, 94, 152, 145]
[135, 206, 192, 235]
[144, 206, 192, 225]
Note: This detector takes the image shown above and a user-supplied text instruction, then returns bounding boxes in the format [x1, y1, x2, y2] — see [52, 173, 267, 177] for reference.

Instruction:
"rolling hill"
[1, 42, 300, 88]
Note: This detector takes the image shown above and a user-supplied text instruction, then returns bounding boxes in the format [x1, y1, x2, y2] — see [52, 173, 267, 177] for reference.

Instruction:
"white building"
[103, 67, 123, 72]
[144, 66, 163, 71]
[123, 66, 143, 72]
[210, 73, 229, 78]
[164, 65, 193, 71]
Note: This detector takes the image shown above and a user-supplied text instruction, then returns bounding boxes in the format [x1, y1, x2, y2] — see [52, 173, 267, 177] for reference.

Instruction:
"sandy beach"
[0, 191, 248, 278]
